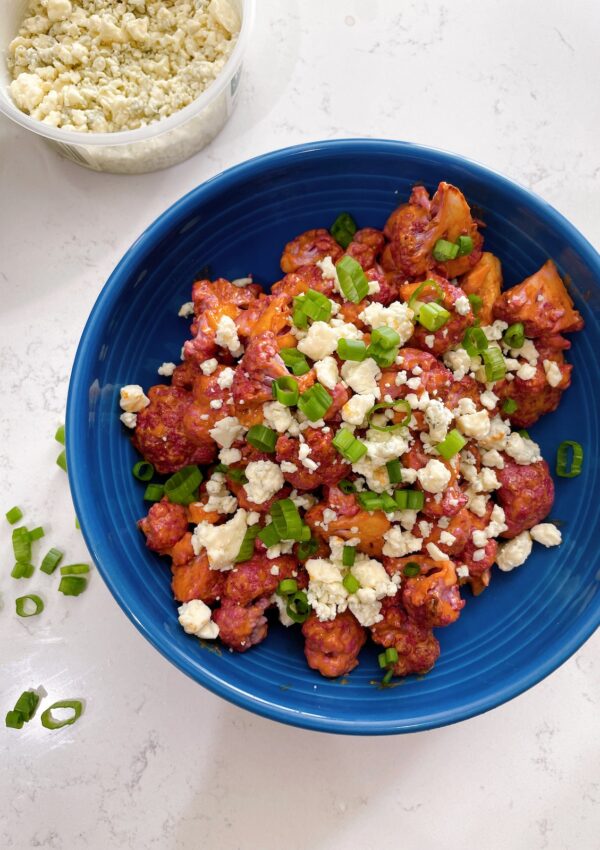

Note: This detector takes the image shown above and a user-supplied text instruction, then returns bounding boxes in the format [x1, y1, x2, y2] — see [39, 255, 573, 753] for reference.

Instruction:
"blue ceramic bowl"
[67, 140, 600, 734]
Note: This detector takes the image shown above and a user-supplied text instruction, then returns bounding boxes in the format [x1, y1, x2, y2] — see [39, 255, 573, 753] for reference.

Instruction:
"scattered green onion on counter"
[5, 506, 23, 525]
[15, 595, 44, 618]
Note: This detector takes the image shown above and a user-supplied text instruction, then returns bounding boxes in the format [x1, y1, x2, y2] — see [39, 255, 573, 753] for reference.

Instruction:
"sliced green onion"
[297, 538, 318, 561]
[58, 576, 87, 596]
[432, 239, 459, 262]
[54, 424, 65, 445]
[335, 255, 369, 303]
[382, 668, 394, 685]
[338, 479, 357, 494]
[278, 578, 298, 596]
[342, 545, 356, 567]
[11, 562, 34, 579]
[164, 465, 203, 504]
[272, 376, 299, 407]
[5, 506, 23, 525]
[403, 561, 421, 577]
[386, 460, 403, 484]
[518, 429, 530, 440]
[133, 460, 154, 481]
[75, 517, 80, 530]
[40, 547, 63, 575]
[292, 295, 309, 329]
[467, 293, 483, 315]
[378, 651, 389, 669]
[385, 647, 399, 665]
[366, 342, 399, 368]
[417, 302, 450, 332]
[332, 428, 368, 462]
[221, 465, 248, 484]
[59, 564, 90, 575]
[394, 490, 425, 511]
[234, 525, 260, 563]
[407, 279, 444, 311]
[371, 326, 400, 350]
[271, 498, 302, 540]
[280, 348, 310, 376]
[331, 212, 357, 249]
[407, 490, 424, 510]
[15, 595, 44, 617]
[40, 700, 83, 730]
[436, 429, 467, 460]
[462, 326, 489, 357]
[357, 491, 382, 511]
[13, 690, 40, 720]
[5, 711, 24, 729]
[258, 523, 281, 547]
[556, 440, 583, 478]
[297, 384, 333, 421]
[503, 322, 525, 349]
[12, 526, 31, 563]
[56, 450, 67, 472]
[482, 347, 507, 382]
[29, 527, 44, 542]
[343, 572, 360, 593]
[143, 483, 165, 502]
[337, 338, 367, 361]
[302, 289, 332, 322]
[246, 424, 277, 453]
[502, 398, 518, 414]
[380, 492, 397, 513]
[367, 399, 412, 433]
[286, 590, 310, 623]
[456, 235, 474, 257]
[299, 524, 311, 541]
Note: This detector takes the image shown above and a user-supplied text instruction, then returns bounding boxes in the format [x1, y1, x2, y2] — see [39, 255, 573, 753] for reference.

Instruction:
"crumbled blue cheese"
[157, 362, 177, 377]
[417, 459, 450, 493]
[243, 461, 284, 504]
[505, 432, 542, 464]
[298, 320, 362, 361]
[178, 599, 219, 640]
[204, 472, 238, 514]
[341, 392, 375, 426]
[8, 0, 240, 133]
[340, 359, 381, 397]
[496, 531, 532, 571]
[382, 526, 423, 557]
[200, 358, 218, 376]
[208, 416, 245, 448]
[192, 509, 248, 570]
[119, 384, 150, 413]
[543, 359, 563, 388]
[358, 301, 414, 345]
[530, 523, 562, 547]
[215, 316, 243, 357]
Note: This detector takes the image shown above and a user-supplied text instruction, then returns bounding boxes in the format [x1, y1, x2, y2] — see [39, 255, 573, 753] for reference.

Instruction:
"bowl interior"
[68, 140, 600, 733]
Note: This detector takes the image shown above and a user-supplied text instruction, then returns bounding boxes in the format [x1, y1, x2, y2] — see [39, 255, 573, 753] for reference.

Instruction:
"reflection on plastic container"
[0, 0, 254, 174]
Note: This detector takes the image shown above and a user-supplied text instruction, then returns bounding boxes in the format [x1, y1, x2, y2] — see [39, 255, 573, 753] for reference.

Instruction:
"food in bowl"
[7, 0, 239, 133]
[119, 180, 584, 683]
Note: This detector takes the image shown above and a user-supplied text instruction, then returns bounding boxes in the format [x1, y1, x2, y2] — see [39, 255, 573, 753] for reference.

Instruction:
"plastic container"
[0, 0, 254, 174]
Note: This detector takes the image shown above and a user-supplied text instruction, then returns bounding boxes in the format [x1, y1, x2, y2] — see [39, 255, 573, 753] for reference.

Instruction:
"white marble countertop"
[1, 1, 599, 847]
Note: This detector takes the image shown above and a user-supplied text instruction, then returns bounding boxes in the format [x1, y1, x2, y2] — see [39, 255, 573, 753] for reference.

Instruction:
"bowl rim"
[67, 138, 600, 734]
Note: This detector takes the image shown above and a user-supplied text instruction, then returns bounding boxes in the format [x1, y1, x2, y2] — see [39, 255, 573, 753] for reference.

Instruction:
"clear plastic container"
[0, 0, 254, 174]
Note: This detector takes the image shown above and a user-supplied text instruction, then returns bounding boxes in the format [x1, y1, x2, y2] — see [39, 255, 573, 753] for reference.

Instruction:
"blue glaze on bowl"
[67, 140, 600, 734]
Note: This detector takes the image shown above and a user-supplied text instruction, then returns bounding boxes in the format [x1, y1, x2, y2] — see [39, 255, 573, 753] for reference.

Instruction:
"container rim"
[0, 0, 255, 147]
